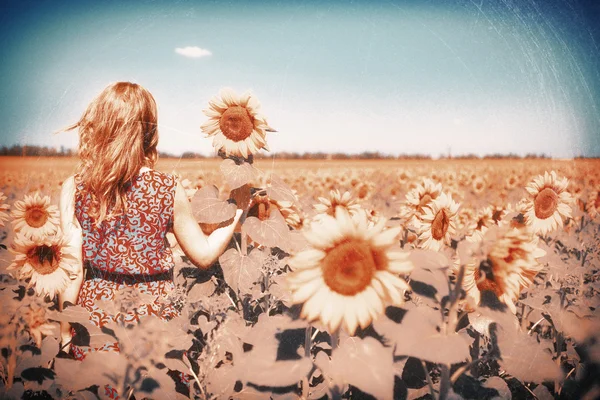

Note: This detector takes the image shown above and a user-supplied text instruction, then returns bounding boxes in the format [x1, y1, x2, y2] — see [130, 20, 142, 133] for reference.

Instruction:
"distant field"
[1, 155, 599, 219]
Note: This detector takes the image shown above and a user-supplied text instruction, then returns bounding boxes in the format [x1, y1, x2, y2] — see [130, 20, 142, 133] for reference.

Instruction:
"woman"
[57, 82, 248, 390]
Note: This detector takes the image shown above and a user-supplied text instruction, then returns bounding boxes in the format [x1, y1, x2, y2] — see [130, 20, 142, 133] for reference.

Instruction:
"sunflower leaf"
[375, 307, 471, 364]
[220, 159, 259, 190]
[243, 209, 292, 251]
[219, 247, 265, 295]
[237, 314, 310, 388]
[191, 185, 237, 224]
[328, 336, 395, 400]
[54, 351, 126, 391]
[266, 175, 298, 204]
[496, 324, 562, 383]
[409, 249, 451, 270]
[15, 337, 59, 376]
[187, 278, 217, 301]
[47, 305, 91, 324]
[136, 366, 177, 398]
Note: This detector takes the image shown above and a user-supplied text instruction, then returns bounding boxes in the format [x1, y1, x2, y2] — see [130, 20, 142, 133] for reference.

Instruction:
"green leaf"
[375, 307, 472, 364]
[328, 336, 395, 400]
[242, 209, 292, 250]
[190, 185, 237, 224]
[496, 325, 562, 383]
[220, 159, 259, 189]
[219, 247, 265, 295]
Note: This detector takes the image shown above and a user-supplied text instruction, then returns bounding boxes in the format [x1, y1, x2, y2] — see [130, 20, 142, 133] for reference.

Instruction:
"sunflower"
[21, 301, 56, 347]
[249, 193, 303, 229]
[11, 192, 60, 239]
[201, 87, 273, 158]
[416, 192, 459, 251]
[8, 232, 78, 298]
[461, 226, 545, 313]
[505, 173, 520, 191]
[586, 189, 600, 220]
[287, 207, 413, 335]
[314, 189, 361, 220]
[0, 192, 9, 227]
[522, 171, 573, 235]
[466, 206, 495, 242]
[490, 203, 511, 225]
[471, 177, 486, 195]
[399, 179, 443, 226]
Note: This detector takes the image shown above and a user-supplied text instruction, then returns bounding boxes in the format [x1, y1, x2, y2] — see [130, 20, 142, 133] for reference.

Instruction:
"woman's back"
[74, 168, 176, 275]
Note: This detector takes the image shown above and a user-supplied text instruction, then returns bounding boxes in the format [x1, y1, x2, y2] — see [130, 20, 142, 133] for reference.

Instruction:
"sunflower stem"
[439, 364, 451, 400]
[263, 270, 271, 314]
[440, 263, 466, 399]
[241, 232, 248, 256]
[421, 360, 435, 398]
[184, 352, 206, 399]
[330, 330, 339, 349]
[305, 325, 312, 358]
[6, 338, 16, 389]
[447, 263, 466, 333]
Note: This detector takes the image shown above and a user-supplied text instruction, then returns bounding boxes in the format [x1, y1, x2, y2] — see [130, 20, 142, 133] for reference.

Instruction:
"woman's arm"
[173, 181, 243, 269]
[57, 176, 84, 352]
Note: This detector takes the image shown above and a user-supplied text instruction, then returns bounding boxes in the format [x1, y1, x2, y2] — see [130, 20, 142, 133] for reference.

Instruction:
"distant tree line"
[442, 152, 551, 160]
[253, 151, 432, 160]
[0, 145, 75, 157]
[0, 145, 589, 160]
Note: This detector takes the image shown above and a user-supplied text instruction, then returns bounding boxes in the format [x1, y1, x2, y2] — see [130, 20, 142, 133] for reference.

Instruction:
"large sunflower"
[461, 226, 545, 313]
[287, 207, 413, 335]
[522, 171, 573, 235]
[416, 192, 460, 251]
[201, 87, 273, 158]
[8, 232, 78, 298]
[11, 192, 60, 239]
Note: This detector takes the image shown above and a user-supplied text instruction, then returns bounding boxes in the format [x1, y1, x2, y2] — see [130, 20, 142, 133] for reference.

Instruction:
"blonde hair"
[66, 82, 159, 226]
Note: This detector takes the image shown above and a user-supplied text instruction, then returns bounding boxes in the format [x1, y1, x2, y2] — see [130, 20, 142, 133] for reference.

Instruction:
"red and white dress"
[70, 169, 189, 395]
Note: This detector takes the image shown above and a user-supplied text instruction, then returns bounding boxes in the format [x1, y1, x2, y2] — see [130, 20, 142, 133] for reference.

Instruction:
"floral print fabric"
[70, 170, 178, 360]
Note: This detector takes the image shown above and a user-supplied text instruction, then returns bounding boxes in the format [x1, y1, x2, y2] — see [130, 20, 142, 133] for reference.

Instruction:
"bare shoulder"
[173, 180, 190, 213]
[60, 175, 77, 201]
[59, 175, 81, 230]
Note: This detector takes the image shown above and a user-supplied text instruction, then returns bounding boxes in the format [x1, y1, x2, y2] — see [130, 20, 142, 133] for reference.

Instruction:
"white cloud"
[175, 46, 212, 58]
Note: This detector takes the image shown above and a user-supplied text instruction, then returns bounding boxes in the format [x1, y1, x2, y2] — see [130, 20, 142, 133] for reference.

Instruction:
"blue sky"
[1, 0, 598, 157]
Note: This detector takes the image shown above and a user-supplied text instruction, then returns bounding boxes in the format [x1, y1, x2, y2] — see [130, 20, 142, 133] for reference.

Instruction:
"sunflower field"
[1, 89, 599, 400]
[1, 154, 599, 400]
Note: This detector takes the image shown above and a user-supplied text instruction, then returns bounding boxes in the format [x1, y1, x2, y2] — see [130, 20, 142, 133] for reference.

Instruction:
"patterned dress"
[70, 169, 189, 395]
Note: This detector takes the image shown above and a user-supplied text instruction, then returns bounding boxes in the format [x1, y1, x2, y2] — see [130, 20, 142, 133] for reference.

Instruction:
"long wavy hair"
[65, 82, 159, 226]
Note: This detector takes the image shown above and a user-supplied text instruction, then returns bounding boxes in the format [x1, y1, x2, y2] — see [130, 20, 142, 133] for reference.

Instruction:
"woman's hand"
[174, 181, 243, 269]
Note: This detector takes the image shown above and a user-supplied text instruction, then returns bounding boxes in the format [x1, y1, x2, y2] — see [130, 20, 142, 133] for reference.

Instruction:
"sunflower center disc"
[322, 239, 376, 296]
[492, 209, 503, 223]
[27, 245, 60, 275]
[219, 106, 254, 142]
[431, 209, 449, 241]
[25, 207, 49, 228]
[534, 187, 558, 220]
[474, 268, 504, 298]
